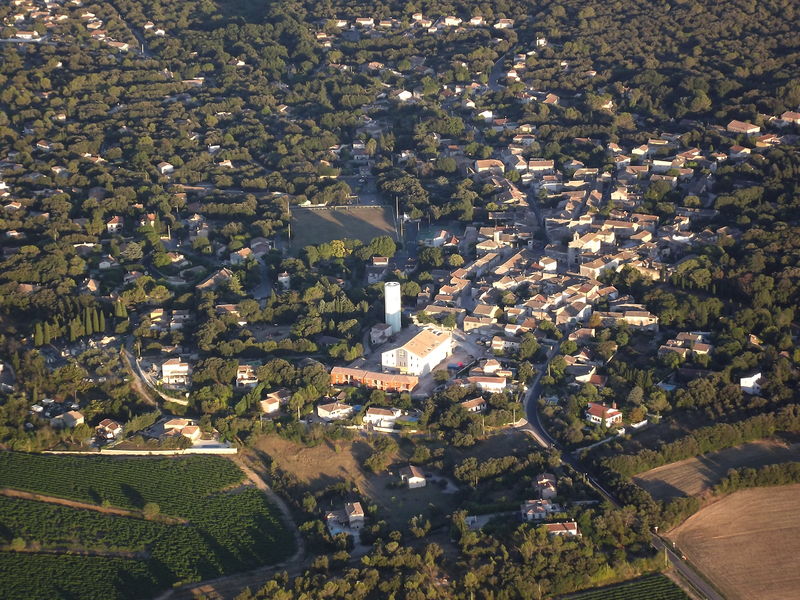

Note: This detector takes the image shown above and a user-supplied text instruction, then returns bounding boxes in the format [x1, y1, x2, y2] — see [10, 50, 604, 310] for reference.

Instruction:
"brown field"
[633, 439, 800, 500]
[254, 431, 533, 528]
[669, 484, 800, 600]
[290, 205, 397, 250]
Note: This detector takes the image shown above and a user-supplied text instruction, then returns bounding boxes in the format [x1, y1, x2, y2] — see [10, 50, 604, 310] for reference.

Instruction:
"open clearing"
[633, 439, 800, 500]
[290, 205, 397, 250]
[669, 484, 800, 600]
[254, 431, 533, 528]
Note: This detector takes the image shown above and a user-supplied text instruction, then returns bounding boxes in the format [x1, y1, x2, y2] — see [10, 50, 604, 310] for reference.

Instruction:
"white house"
[545, 522, 580, 537]
[399, 465, 427, 488]
[317, 401, 354, 421]
[460, 397, 487, 413]
[739, 372, 764, 395]
[106, 216, 123, 233]
[520, 499, 560, 521]
[236, 365, 259, 388]
[157, 161, 174, 175]
[382, 329, 452, 377]
[585, 402, 622, 427]
[362, 406, 402, 428]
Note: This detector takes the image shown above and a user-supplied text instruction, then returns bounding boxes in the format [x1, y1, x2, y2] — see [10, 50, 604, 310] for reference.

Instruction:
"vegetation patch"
[0, 453, 294, 599]
[561, 573, 688, 600]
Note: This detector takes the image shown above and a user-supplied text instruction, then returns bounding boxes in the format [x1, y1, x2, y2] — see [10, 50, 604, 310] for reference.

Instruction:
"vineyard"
[0, 453, 244, 515]
[564, 574, 688, 600]
[0, 453, 295, 599]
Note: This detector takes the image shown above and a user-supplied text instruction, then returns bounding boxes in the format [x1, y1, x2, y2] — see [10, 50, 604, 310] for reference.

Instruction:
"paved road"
[651, 535, 725, 600]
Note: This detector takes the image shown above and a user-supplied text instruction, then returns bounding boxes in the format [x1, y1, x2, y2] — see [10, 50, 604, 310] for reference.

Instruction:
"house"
[726, 120, 760, 135]
[545, 522, 581, 537]
[535, 473, 557, 499]
[236, 365, 259, 388]
[520, 499, 559, 521]
[96, 418, 123, 439]
[52, 410, 85, 429]
[259, 397, 280, 414]
[345, 502, 365, 528]
[585, 402, 622, 427]
[161, 358, 191, 386]
[362, 406, 402, 428]
[317, 401, 354, 421]
[370, 322, 393, 346]
[460, 397, 487, 413]
[459, 376, 507, 393]
[739, 372, 764, 395]
[399, 465, 427, 488]
[381, 329, 452, 376]
[106, 216, 123, 233]
[157, 161, 174, 175]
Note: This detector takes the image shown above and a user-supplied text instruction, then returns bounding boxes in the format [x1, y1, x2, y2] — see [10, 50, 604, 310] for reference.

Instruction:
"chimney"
[611, 402, 617, 409]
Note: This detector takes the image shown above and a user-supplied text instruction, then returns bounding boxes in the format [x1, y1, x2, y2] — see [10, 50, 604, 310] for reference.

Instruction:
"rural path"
[0, 488, 186, 524]
[0, 488, 141, 518]
[156, 456, 306, 600]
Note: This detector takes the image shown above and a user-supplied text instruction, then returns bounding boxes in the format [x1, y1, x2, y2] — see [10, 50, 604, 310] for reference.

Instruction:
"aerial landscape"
[0, 0, 798, 598]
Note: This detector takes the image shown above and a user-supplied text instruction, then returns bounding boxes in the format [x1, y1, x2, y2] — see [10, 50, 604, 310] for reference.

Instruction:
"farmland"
[669, 484, 800, 600]
[0, 453, 294, 599]
[633, 439, 800, 500]
[563, 574, 688, 600]
[290, 205, 397, 250]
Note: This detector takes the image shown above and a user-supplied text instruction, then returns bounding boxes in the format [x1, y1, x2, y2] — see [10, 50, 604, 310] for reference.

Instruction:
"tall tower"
[384, 281, 402, 335]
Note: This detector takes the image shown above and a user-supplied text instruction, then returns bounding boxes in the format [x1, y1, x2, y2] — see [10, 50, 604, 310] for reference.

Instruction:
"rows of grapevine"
[0, 552, 161, 600]
[0, 454, 295, 598]
[0, 453, 244, 516]
[565, 574, 688, 599]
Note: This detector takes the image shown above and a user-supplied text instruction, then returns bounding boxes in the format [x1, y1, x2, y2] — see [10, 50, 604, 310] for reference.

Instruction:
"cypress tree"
[33, 323, 43, 347]
[92, 308, 100, 334]
[98, 311, 106, 332]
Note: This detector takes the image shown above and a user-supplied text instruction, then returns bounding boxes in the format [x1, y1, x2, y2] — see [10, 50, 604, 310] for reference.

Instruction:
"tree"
[143, 502, 160, 519]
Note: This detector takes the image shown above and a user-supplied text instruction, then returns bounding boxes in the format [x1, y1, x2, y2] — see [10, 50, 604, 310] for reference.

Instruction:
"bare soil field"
[633, 439, 800, 500]
[290, 205, 396, 250]
[669, 484, 800, 600]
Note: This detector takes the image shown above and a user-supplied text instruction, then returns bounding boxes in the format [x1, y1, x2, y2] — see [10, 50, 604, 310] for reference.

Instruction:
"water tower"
[384, 281, 402, 335]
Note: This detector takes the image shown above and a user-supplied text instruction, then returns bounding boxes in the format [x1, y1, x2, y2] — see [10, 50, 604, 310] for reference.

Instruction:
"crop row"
[0, 453, 244, 516]
[566, 574, 688, 600]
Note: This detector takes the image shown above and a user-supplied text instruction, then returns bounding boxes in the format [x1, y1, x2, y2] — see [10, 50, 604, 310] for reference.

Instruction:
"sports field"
[633, 439, 800, 500]
[669, 484, 800, 600]
[290, 205, 397, 250]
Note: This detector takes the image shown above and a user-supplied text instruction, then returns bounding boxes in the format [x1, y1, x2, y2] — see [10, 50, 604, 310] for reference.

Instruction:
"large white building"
[384, 281, 402, 335]
[382, 329, 452, 376]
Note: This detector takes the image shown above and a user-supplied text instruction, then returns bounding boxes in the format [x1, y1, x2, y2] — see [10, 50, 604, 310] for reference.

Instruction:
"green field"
[0, 453, 295, 600]
[563, 574, 688, 600]
[290, 205, 397, 250]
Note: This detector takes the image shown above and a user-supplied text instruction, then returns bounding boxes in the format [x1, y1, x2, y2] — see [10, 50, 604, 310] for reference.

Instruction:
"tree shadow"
[120, 483, 145, 509]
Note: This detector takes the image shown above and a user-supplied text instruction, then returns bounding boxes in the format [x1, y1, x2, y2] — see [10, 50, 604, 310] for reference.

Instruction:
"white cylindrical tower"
[384, 281, 402, 335]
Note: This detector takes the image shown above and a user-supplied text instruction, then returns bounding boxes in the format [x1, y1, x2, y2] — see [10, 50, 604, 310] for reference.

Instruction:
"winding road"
[518, 342, 724, 600]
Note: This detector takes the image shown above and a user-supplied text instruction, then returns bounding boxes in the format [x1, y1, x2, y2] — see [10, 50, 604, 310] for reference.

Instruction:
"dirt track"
[155, 454, 306, 600]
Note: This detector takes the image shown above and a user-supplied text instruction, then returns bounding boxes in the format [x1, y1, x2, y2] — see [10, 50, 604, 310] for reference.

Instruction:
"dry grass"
[254, 432, 534, 528]
[254, 435, 374, 492]
[290, 206, 397, 250]
[633, 439, 800, 500]
[668, 484, 800, 600]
